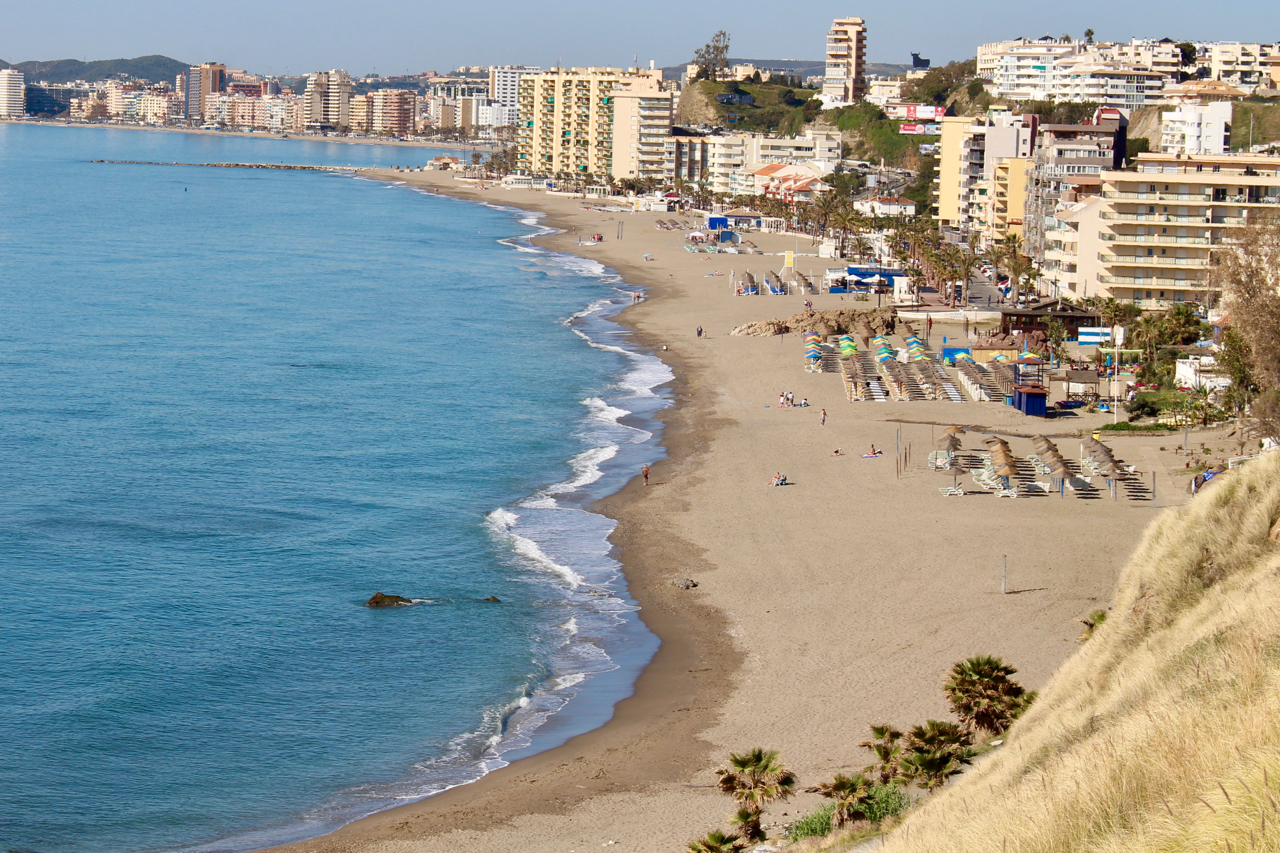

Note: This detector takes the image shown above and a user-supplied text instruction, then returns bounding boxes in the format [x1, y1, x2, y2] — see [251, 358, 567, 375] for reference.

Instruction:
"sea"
[0, 123, 669, 853]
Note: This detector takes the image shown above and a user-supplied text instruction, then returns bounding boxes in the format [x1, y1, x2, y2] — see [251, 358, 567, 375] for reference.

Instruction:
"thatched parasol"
[944, 426, 967, 436]
[936, 434, 962, 451]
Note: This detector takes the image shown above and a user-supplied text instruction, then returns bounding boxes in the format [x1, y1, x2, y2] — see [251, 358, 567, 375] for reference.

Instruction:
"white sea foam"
[554, 673, 586, 690]
[583, 397, 629, 425]
[547, 444, 618, 493]
[485, 508, 584, 588]
[561, 616, 578, 636]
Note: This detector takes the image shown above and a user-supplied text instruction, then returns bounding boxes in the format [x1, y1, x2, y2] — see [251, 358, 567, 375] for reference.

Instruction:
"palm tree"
[898, 720, 973, 793]
[814, 772, 874, 828]
[831, 207, 861, 258]
[944, 655, 1035, 735]
[687, 829, 744, 853]
[898, 748, 966, 793]
[715, 748, 797, 841]
[859, 724, 903, 785]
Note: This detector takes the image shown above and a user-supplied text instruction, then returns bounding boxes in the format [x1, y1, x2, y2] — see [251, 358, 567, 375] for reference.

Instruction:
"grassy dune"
[864, 452, 1280, 852]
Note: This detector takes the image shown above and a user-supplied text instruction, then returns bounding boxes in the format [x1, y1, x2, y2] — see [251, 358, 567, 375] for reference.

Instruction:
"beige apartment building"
[822, 17, 868, 103]
[515, 67, 665, 177]
[610, 88, 674, 182]
[981, 157, 1030, 246]
[1073, 152, 1280, 307]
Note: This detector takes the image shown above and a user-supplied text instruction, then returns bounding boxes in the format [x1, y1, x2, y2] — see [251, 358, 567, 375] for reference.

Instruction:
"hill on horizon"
[0, 55, 188, 84]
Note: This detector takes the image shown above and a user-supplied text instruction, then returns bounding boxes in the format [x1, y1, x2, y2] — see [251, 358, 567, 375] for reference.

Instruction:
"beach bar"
[999, 299, 1100, 341]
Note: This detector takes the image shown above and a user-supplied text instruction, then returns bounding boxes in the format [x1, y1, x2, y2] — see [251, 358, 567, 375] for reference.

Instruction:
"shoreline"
[257, 171, 745, 853]
[2, 118, 495, 152]
[262, 168, 1186, 853]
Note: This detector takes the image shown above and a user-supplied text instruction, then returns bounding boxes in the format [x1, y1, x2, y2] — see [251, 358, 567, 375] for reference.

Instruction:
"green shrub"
[786, 802, 835, 840]
[862, 783, 910, 822]
[1101, 421, 1176, 431]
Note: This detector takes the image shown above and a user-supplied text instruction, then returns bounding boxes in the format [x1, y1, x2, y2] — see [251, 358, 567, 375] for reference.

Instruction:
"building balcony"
[1099, 253, 1212, 267]
[1101, 212, 1211, 224]
[1099, 274, 1210, 287]
[1100, 233, 1212, 246]
[1103, 191, 1210, 202]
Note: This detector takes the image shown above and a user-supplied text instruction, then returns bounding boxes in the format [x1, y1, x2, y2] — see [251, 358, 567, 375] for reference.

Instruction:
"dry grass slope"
[862, 452, 1280, 853]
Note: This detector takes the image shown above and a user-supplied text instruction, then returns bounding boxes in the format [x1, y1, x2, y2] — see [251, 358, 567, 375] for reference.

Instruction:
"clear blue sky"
[2, 0, 1276, 76]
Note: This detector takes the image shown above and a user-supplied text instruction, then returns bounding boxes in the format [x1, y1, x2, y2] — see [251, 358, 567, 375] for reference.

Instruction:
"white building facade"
[0, 68, 25, 117]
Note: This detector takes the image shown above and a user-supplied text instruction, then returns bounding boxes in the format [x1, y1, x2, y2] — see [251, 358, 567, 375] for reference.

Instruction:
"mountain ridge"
[0, 55, 189, 84]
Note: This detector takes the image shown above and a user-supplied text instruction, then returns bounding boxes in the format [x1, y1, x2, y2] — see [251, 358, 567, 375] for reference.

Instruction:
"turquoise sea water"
[0, 124, 667, 853]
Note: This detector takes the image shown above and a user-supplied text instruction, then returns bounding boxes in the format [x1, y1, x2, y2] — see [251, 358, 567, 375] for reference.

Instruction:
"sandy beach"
[263, 169, 1216, 853]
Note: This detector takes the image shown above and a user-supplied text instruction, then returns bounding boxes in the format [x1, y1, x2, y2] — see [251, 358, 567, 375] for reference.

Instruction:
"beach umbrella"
[944, 426, 966, 436]
[839, 334, 857, 357]
[937, 434, 962, 451]
[804, 331, 822, 361]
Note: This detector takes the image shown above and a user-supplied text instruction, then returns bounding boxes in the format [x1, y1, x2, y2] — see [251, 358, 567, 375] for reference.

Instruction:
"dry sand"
[265, 170, 1217, 853]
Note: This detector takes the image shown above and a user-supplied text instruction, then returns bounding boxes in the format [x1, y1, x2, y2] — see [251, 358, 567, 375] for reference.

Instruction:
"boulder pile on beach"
[729, 306, 899, 339]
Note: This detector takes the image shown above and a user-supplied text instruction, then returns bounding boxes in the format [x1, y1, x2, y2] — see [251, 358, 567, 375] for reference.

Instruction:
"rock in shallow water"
[482, 596, 502, 603]
[365, 592, 414, 607]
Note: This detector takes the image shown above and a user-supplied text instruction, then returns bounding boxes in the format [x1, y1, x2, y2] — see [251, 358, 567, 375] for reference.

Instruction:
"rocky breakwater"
[88, 160, 357, 171]
[730, 306, 900, 339]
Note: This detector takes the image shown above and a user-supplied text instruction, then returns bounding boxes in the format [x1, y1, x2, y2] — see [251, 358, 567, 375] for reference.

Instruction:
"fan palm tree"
[859, 724, 903, 785]
[944, 655, 1035, 735]
[687, 829, 744, 853]
[814, 772, 874, 828]
[898, 748, 966, 793]
[898, 720, 973, 793]
[715, 748, 797, 841]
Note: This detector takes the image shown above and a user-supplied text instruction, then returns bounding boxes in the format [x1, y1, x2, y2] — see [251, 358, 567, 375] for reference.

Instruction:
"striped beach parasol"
[839, 334, 857, 356]
[804, 331, 822, 361]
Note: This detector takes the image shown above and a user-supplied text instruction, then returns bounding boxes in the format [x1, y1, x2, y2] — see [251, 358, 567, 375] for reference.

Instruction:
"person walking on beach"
[641, 464, 650, 486]
[696, 326, 703, 338]
[820, 408, 826, 426]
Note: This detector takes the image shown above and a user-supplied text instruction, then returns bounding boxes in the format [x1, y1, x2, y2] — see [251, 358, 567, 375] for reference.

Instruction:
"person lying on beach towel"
[862, 445, 883, 458]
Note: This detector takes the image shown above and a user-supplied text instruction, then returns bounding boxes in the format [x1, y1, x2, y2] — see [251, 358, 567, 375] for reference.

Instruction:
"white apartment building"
[488, 65, 539, 109]
[822, 17, 868, 103]
[1161, 101, 1232, 156]
[662, 128, 840, 195]
[991, 42, 1081, 100]
[0, 68, 26, 117]
[1053, 58, 1165, 109]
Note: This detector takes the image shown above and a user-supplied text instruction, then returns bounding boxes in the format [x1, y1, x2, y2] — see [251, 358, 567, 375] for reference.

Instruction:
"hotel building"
[822, 17, 868, 103]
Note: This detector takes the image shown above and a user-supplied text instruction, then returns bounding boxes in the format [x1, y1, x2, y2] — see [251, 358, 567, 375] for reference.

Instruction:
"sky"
[2, 0, 1277, 76]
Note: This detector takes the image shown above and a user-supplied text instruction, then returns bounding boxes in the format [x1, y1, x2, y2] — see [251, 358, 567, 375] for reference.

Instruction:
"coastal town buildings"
[822, 17, 868, 103]
[303, 70, 352, 131]
[1023, 115, 1126, 292]
[934, 112, 1036, 238]
[660, 127, 839, 194]
[184, 62, 226, 122]
[1, 69, 27, 117]
[514, 66, 664, 177]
